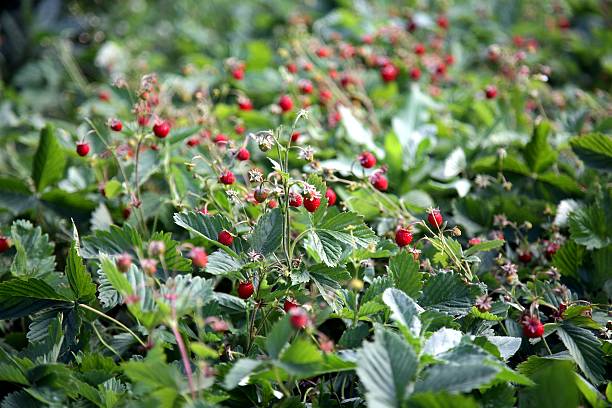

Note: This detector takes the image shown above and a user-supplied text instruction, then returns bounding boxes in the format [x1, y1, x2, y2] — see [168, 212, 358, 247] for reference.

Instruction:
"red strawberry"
[98, 90, 110, 101]
[414, 43, 426, 55]
[289, 307, 309, 329]
[395, 228, 413, 247]
[544, 241, 560, 258]
[325, 188, 337, 206]
[232, 67, 244, 80]
[253, 187, 268, 203]
[238, 97, 253, 111]
[235, 124, 245, 134]
[370, 172, 388, 191]
[358, 151, 376, 168]
[214, 133, 228, 145]
[189, 247, 208, 268]
[410, 67, 421, 80]
[278, 95, 293, 112]
[304, 196, 321, 212]
[468, 237, 482, 246]
[316, 47, 331, 58]
[291, 131, 300, 143]
[218, 230, 234, 246]
[116, 253, 132, 273]
[522, 315, 545, 338]
[138, 115, 150, 127]
[485, 85, 497, 99]
[153, 120, 171, 138]
[236, 147, 250, 161]
[437, 15, 449, 29]
[0, 236, 10, 253]
[427, 209, 443, 228]
[286, 63, 298, 74]
[76, 142, 90, 157]
[109, 118, 122, 131]
[289, 192, 303, 207]
[267, 199, 278, 209]
[186, 137, 200, 147]
[219, 170, 236, 185]
[518, 250, 533, 263]
[319, 89, 332, 103]
[283, 298, 299, 312]
[298, 79, 314, 94]
[237, 281, 254, 299]
[380, 63, 399, 82]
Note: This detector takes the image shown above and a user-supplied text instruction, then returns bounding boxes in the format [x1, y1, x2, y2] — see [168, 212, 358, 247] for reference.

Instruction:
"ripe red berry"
[116, 253, 132, 273]
[289, 192, 303, 207]
[358, 151, 376, 168]
[370, 172, 388, 191]
[319, 89, 332, 103]
[283, 298, 299, 312]
[291, 131, 300, 143]
[410, 67, 421, 80]
[558, 17, 570, 30]
[289, 307, 309, 329]
[153, 120, 171, 138]
[98, 90, 110, 101]
[109, 119, 122, 132]
[325, 188, 337, 206]
[414, 43, 426, 55]
[278, 95, 293, 112]
[0, 236, 10, 253]
[316, 47, 331, 58]
[232, 67, 244, 80]
[522, 315, 545, 338]
[436, 62, 447, 76]
[267, 199, 278, 209]
[468, 237, 482, 246]
[298, 79, 314, 94]
[427, 209, 443, 228]
[304, 196, 321, 212]
[238, 97, 253, 111]
[186, 137, 200, 147]
[219, 170, 236, 185]
[286, 63, 298, 74]
[437, 15, 449, 29]
[236, 147, 250, 161]
[485, 85, 497, 99]
[235, 124, 245, 134]
[76, 142, 90, 157]
[138, 115, 150, 127]
[253, 187, 268, 203]
[237, 281, 254, 299]
[544, 241, 560, 258]
[218, 230, 234, 246]
[395, 228, 413, 247]
[518, 250, 533, 263]
[380, 63, 399, 82]
[189, 247, 208, 268]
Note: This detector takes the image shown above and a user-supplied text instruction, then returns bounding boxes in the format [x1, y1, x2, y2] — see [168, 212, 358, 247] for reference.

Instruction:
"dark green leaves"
[0, 278, 70, 319]
[523, 121, 556, 173]
[266, 315, 292, 359]
[556, 322, 606, 385]
[9, 220, 56, 278]
[387, 251, 422, 297]
[419, 272, 485, 316]
[463, 239, 504, 257]
[568, 205, 611, 250]
[356, 327, 418, 408]
[570, 133, 612, 171]
[249, 208, 283, 255]
[65, 241, 96, 304]
[32, 124, 66, 192]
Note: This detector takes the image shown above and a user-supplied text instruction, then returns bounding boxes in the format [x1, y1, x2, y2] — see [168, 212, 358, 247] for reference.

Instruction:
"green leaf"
[552, 240, 585, 279]
[82, 223, 143, 261]
[0, 178, 36, 215]
[487, 336, 522, 361]
[518, 360, 579, 408]
[419, 272, 484, 316]
[556, 322, 606, 385]
[103, 179, 122, 199]
[388, 251, 422, 297]
[159, 274, 213, 317]
[173, 211, 238, 255]
[422, 328, 463, 356]
[0, 278, 69, 319]
[523, 121, 556, 173]
[9, 220, 55, 278]
[464, 239, 504, 257]
[278, 338, 324, 375]
[407, 392, 478, 408]
[149, 231, 192, 272]
[205, 250, 243, 277]
[65, 241, 96, 303]
[246, 40, 272, 70]
[568, 205, 611, 250]
[570, 133, 612, 171]
[32, 124, 66, 191]
[266, 316, 292, 359]
[338, 323, 370, 348]
[0, 364, 29, 385]
[415, 363, 499, 394]
[382, 288, 422, 337]
[356, 327, 418, 408]
[250, 208, 283, 255]
[223, 359, 264, 390]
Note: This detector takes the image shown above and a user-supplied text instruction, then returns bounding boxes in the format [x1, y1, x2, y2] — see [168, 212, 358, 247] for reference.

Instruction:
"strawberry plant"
[0, 1, 610, 407]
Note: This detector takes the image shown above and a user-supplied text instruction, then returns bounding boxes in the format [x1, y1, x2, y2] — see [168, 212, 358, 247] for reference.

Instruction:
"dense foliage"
[0, 1, 610, 407]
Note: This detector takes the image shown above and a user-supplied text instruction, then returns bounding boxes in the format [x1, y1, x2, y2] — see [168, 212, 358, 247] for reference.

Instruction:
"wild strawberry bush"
[0, 1, 611, 407]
